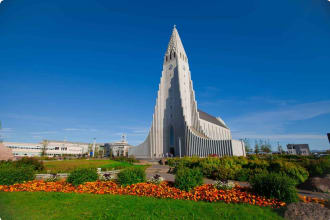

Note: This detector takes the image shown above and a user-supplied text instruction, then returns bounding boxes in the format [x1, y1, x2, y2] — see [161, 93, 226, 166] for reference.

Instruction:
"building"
[105, 135, 132, 157]
[0, 142, 14, 161]
[3, 140, 91, 157]
[287, 144, 311, 156]
[129, 26, 245, 158]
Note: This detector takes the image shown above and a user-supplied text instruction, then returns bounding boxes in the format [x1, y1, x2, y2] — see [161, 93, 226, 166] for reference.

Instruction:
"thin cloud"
[232, 132, 326, 140]
[29, 131, 58, 135]
[63, 128, 98, 132]
[63, 128, 85, 131]
[230, 100, 330, 133]
[0, 128, 14, 132]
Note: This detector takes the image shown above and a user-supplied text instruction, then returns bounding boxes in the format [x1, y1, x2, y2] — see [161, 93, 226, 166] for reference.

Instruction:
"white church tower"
[129, 26, 245, 158]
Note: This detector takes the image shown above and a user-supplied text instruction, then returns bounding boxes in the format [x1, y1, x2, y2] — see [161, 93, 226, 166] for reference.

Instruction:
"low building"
[287, 144, 311, 156]
[3, 140, 91, 157]
[0, 142, 15, 161]
[105, 141, 132, 157]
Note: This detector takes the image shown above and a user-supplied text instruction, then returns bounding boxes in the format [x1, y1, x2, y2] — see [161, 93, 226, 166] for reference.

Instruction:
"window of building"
[169, 126, 174, 147]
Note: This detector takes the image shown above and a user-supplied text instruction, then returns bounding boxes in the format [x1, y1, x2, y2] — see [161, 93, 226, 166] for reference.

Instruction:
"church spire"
[166, 25, 187, 58]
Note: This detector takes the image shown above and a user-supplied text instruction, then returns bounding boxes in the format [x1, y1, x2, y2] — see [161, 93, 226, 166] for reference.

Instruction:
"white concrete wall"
[232, 139, 246, 156]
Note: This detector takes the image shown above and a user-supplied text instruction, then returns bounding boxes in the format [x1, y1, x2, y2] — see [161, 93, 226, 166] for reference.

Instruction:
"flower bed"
[0, 180, 327, 208]
[299, 195, 329, 208]
[0, 180, 285, 208]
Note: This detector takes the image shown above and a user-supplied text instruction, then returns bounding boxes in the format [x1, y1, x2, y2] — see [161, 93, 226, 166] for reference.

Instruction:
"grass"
[0, 192, 284, 220]
[41, 159, 141, 173]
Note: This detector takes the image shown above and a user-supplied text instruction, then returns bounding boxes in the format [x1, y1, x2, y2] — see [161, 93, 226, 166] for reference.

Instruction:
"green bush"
[212, 166, 236, 181]
[250, 172, 298, 203]
[269, 160, 308, 184]
[0, 166, 35, 185]
[301, 158, 330, 177]
[14, 157, 44, 171]
[117, 167, 146, 186]
[112, 156, 139, 164]
[235, 168, 250, 182]
[174, 167, 203, 191]
[67, 168, 98, 186]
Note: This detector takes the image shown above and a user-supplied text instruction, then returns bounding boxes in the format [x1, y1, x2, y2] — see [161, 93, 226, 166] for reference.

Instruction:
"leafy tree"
[261, 145, 271, 153]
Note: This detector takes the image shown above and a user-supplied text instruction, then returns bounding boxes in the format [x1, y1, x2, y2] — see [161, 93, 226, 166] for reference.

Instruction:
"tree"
[261, 145, 271, 153]
[242, 138, 252, 153]
[41, 140, 48, 156]
[254, 139, 272, 153]
[254, 140, 260, 154]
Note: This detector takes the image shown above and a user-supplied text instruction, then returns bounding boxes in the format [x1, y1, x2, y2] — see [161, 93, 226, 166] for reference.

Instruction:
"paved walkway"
[145, 164, 330, 200]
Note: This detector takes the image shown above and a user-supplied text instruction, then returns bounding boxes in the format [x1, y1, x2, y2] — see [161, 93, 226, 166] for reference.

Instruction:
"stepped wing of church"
[129, 27, 246, 158]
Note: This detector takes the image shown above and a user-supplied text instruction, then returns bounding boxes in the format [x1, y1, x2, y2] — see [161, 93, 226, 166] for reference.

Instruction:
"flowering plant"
[148, 174, 164, 185]
[214, 180, 235, 190]
[45, 174, 59, 182]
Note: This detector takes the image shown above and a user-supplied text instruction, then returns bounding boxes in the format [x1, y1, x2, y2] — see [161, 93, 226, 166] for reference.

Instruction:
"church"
[129, 26, 245, 158]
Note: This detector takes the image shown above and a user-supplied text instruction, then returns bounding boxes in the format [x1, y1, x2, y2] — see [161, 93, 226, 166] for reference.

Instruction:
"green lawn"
[41, 159, 140, 173]
[0, 192, 284, 220]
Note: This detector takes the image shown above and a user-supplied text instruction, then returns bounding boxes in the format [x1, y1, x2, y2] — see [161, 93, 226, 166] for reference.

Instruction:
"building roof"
[198, 109, 228, 129]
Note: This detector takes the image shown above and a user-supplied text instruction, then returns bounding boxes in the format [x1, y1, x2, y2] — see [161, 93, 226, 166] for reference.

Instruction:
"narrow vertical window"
[170, 126, 174, 146]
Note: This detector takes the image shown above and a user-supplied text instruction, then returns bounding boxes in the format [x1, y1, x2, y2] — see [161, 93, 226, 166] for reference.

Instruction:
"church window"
[166, 56, 168, 62]
[170, 126, 174, 146]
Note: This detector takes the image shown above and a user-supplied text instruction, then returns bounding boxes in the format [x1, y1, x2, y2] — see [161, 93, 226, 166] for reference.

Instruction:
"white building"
[129, 26, 245, 158]
[3, 140, 90, 157]
[105, 136, 132, 157]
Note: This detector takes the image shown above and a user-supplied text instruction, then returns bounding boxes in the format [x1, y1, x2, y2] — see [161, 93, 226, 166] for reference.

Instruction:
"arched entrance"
[169, 125, 175, 155]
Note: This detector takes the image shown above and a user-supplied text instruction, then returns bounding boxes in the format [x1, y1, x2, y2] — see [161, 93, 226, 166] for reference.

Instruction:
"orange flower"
[3, 180, 326, 208]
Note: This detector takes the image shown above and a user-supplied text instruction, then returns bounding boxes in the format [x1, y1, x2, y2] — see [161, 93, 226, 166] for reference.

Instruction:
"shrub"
[214, 180, 235, 190]
[302, 158, 330, 177]
[112, 156, 139, 164]
[148, 174, 164, 185]
[269, 160, 309, 184]
[117, 167, 146, 186]
[14, 157, 44, 171]
[67, 168, 98, 186]
[236, 168, 250, 181]
[174, 167, 203, 191]
[0, 166, 35, 185]
[212, 166, 236, 181]
[250, 172, 298, 203]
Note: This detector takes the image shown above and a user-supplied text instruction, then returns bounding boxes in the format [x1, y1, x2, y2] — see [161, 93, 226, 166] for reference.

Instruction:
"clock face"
[169, 64, 173, 70]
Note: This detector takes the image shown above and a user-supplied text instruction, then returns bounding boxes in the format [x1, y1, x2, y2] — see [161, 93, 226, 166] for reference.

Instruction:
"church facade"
[129, 26, 245, 158]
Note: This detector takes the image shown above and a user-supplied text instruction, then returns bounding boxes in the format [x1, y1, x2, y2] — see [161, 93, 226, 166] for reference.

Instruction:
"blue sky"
[0, 0, 330, 150]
